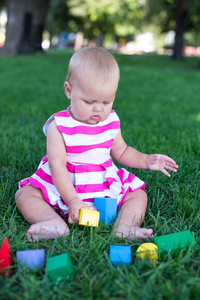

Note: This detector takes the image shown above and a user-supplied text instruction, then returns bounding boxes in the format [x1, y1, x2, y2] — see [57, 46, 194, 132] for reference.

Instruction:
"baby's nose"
[93, 103, 102, 112]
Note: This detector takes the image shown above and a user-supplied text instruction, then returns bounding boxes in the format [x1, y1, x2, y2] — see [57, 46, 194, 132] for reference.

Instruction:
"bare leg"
[15, 186, 70, 242]
[112, 189, 153, 240]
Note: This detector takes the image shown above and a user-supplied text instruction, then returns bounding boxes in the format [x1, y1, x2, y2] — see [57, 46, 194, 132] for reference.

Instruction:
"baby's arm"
[47, 120, 91, 223]
[111, 130, 178, 176]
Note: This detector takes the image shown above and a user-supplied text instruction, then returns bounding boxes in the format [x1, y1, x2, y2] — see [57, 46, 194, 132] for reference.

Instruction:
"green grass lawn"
[0, 50, 200, 299]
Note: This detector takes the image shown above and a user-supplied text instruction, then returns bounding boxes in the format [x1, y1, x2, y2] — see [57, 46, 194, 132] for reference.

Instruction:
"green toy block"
[46, 253, 74, 283]
[154, 230, 196, 258]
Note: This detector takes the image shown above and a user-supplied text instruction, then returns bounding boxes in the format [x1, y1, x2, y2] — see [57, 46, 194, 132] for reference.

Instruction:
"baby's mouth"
[91, 115, 100, 121]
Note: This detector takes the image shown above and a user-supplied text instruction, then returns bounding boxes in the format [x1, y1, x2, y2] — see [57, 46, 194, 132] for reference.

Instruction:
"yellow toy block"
[79, 208, 99, 227]
[136, 242, 158, 264]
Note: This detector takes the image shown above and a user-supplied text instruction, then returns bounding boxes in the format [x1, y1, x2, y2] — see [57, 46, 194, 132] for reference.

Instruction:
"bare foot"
[26, 219, 70, 242]
[112, 223, 153, 240]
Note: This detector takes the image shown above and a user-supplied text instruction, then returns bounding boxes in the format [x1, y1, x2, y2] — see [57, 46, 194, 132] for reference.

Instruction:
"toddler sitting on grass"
[15, 47, 178, 242]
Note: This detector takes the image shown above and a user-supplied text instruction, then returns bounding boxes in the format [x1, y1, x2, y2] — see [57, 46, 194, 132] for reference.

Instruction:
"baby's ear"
[64, 82, 72, 99]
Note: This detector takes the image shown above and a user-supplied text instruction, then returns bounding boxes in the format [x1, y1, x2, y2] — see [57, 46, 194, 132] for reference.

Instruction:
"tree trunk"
[0, 0, 50, 56]
[0, 0, 25, 55]
[172, 0, 189, 60]
[31, 0, 50, 52]
[17, 12, 34, 54]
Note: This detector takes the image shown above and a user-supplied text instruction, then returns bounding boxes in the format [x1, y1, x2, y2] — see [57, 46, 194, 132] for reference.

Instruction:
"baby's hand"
[67, 197, 92, 224]
[146, 154, 179, 177]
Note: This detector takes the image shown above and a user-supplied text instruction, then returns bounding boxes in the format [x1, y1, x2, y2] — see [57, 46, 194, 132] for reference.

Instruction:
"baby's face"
[67, 75, 119, 125]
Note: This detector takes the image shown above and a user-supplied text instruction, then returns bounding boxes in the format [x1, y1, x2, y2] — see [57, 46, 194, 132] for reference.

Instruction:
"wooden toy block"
[136, 243, 158, 264]
[0, 237, 12, 276]
[16, 249, 45, 270]
[94, 197, 117, 225]
[109, 245, 131, 265]
[46, 252, 74, 283]
[79, 208, 99, 227]
[154, 230, 196, 257]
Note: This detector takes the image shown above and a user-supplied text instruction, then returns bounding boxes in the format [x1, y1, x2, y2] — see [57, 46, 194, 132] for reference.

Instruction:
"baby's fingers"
[68, 215, 74, 224]
[68, 213, 79, 224]
[167, 165, 178, 173]
[161, 168, 171, 177]
[81, 202, 94, 210]
[165, 157, 179, 168]
[165, 160, 179, 171]
[161, 164, 178, 177]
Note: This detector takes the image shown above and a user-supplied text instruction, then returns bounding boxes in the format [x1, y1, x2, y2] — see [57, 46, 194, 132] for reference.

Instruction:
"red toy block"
[0, 237, 12, 276]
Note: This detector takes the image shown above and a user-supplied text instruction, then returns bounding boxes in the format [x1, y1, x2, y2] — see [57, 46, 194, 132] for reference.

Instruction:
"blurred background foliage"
[0, 0, 200, 62]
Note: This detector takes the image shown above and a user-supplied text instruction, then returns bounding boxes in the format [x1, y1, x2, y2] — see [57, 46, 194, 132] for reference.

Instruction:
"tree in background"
[1, 0, 200, 58]
[46, 0, 145, 48]
[145, 0, 200, 60]
[0, 0, 50, 56]
[172, 0, 189, 59]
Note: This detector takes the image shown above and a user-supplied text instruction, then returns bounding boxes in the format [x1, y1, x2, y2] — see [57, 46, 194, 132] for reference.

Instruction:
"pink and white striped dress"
[19, 107, 145, 217]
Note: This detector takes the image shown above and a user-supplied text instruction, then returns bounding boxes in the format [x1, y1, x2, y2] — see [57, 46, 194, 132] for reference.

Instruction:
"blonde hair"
[66, 47, 120, 85]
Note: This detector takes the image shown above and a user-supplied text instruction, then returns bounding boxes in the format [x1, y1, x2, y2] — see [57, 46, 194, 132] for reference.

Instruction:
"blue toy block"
[16, 249, 45, 270]
[46, 252, 74, 283]
[94, 197, 117, 225]
[109, 245, 131, 265]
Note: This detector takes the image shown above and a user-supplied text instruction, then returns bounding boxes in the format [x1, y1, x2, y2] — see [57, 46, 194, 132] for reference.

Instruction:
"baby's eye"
[84, 100, 93, 104]
[104, 101, 112, 105]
